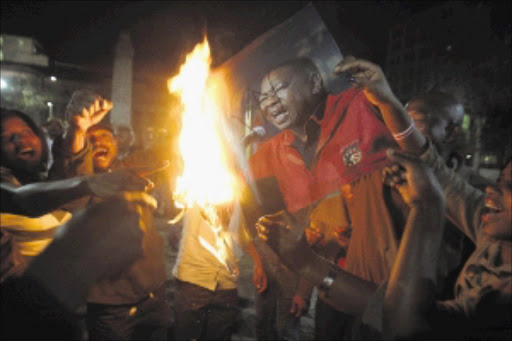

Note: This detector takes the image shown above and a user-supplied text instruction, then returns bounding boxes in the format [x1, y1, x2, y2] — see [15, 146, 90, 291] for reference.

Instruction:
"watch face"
[323, 276, 334, 287]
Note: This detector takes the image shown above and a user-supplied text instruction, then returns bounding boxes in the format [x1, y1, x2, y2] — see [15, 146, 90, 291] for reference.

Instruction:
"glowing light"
[168, 38, 238, 276]
[50, 76, 57, 82]
[169, 38, 237, 208]
[1, 78, 7, 89]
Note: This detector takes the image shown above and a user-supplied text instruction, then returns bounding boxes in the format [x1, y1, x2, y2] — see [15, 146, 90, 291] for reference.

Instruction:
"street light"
[47, 101, 54, 117]
[50, 76, 57, 82]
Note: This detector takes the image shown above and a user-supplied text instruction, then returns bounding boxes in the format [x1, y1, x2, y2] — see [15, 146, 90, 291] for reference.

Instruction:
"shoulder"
[0, 167, 21, 187]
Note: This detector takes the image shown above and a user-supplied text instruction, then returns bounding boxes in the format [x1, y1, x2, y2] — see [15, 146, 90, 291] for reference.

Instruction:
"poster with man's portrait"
[212, 3, 396, 219]
[213, 3, 349, 141]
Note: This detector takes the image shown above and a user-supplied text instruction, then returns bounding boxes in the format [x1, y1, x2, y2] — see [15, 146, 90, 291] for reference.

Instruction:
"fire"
[169, 38, 236, 208]
[168, 38, 238, 275]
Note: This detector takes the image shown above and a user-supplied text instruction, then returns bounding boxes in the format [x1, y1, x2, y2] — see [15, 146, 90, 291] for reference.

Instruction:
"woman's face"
[1, 116, 42, 174]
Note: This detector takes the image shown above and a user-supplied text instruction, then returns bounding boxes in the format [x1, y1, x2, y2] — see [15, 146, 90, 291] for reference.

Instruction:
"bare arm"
[1, 168, 155, 217]
[256, 212, 378, 315]
[336, 58, 484, 241]
[382, 150, 446, 339]
[335, 58, 427, 155]
[25, 192, 155, 311]
[64, 97, 112, 154]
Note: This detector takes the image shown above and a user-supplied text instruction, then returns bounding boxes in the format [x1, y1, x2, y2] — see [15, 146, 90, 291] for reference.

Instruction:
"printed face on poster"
[213, 3, 349, 141]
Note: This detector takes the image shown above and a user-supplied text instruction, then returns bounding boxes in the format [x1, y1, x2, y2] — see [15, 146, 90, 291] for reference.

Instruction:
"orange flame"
[168, 38, 237, 208]
[168, 38, 238, 275]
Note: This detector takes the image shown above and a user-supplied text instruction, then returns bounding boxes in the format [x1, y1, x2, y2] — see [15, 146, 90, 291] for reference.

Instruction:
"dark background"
[3, 1, 488, 74]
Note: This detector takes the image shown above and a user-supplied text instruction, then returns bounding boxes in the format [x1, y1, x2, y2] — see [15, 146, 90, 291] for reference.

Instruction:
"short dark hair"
[87, 123, 115, 135]
[406, 92, 461, 120]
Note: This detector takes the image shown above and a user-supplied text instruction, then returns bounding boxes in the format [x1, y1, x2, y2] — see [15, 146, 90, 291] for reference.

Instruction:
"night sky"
[1, 1, 460, 76]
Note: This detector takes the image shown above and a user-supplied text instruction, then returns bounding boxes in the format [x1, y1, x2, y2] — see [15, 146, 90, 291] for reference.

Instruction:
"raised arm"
[335, 58, 427, 155]
[64, 96, 112, 155]
[382, 150, 446, 339]
[335, 57, 485, 240]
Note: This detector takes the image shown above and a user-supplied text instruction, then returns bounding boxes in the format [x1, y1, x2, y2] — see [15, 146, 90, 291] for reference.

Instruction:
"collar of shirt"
[283, 99, 325, 147]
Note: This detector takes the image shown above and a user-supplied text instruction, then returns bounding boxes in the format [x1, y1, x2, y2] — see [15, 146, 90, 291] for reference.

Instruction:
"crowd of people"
[1, 53, 510, 341]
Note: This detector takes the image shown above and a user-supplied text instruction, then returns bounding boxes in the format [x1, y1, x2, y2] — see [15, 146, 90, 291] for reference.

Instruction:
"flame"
[169, 38, 236, 208]
[168, 38, 238, 275]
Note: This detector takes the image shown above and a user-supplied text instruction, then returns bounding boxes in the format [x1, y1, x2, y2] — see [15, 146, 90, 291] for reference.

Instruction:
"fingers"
[81, 107, 90, 119]
[290, 302, 296, 315]
[126, 160, 170, 177]
[253, 266, 267, 293]
[90, 99, 113, 125]
[260, 273, 267, 292]
[335, 58, 380, 75]
[123, 172, 154, 192]
[256, 276, 267, 293]
[120, 191, 158, 210]
[333, 55, 356, 74]
[290, 298, 305, 317]
[256, 221, 269, 241]
[257, 214, 287, 229]
[382, 164, 407, 188]
[100, 99, 113, 112]
[386, 149, 422, 169]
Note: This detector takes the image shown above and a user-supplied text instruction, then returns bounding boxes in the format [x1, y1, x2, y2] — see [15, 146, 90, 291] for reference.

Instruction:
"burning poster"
[210, 3, 352, 215]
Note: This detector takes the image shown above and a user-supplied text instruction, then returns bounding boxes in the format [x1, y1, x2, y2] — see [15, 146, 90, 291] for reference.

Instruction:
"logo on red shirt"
[341, 141, 363, 167]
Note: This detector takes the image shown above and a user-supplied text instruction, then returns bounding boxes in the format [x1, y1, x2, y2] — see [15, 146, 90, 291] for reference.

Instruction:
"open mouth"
[272, 111, 288, 125]
[17, 147, 35, 159]
[481, 199, 504, 223]
[93, 147, 109, 158]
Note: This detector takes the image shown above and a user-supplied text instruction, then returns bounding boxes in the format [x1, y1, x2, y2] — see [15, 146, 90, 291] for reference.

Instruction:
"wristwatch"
[318, 268, 338, 297]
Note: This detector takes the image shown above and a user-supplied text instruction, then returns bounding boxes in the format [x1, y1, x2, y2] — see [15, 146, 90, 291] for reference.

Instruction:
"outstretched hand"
[86, 161, 170, 198]
[26, 192, 157, 310]
[334, 56, 399, 107]
[383, 149, 444, 208]
[52, 191, 157, 270]
[255, 210, 315, 273]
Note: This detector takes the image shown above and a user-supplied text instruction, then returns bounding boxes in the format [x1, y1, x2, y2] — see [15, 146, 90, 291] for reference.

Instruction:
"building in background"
[0, 34, 111, 125]
[384, 2, 511, 172]
[0, 33, 176, 151]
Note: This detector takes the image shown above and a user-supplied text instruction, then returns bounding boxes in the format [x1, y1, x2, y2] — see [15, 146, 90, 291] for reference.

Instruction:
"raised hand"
[72, 98, 113, 133]
[334, 56, 399, 108]
[383, 149, 445, 208]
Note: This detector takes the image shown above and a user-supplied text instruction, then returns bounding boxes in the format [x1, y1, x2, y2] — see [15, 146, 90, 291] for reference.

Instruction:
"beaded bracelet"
[393, 120, 416, 141]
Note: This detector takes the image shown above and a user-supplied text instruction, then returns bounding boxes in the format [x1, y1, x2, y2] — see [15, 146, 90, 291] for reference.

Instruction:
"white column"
[110, 31, 134, 128]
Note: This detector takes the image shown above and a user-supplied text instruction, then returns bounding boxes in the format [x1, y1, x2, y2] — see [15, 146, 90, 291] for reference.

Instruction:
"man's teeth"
[94, 148, 108, 157]
[484, 202, 502, 213]
[19, 148, 34, 155]
[275, 112, 287, 123]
